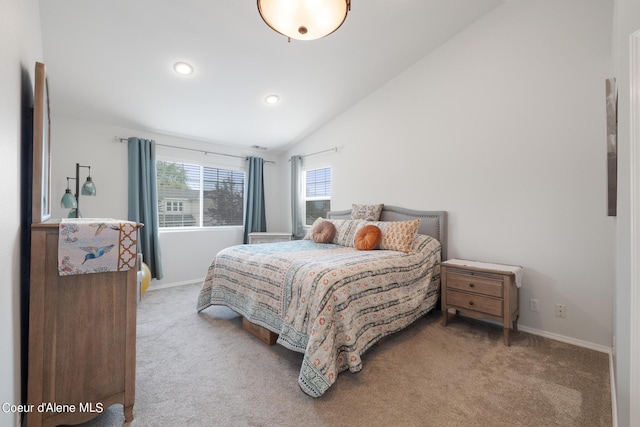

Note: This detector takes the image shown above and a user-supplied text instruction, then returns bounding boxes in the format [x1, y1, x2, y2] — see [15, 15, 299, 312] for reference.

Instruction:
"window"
[165, 201, 183, 212]
[304, 166, 331, 225]
[156, 160, 244, 228]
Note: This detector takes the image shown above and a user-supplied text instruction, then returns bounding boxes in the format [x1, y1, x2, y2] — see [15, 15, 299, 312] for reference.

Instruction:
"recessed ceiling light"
[173, 62, 194, 76]
[265, 94, 280, 105]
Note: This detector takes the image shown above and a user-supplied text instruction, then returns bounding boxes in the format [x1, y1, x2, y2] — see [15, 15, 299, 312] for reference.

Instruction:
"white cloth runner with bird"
[58, 218, 138, 276]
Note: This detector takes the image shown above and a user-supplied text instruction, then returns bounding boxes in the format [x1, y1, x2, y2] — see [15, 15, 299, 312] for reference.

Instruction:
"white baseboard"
[516, 325, 612, 354]
[609, 351, 618, 427]
[147, 279, 203, 292]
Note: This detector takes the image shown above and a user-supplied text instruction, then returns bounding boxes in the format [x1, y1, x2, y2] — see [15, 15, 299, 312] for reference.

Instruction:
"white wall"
[50, 116, 284, 289]
[50, 117, 129, 220]
[284, 0, 614, 349]
[1, 0, 43, 425]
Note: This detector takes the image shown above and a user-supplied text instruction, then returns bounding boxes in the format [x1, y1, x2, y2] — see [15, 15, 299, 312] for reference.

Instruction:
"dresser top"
[32, 218, 143, 229]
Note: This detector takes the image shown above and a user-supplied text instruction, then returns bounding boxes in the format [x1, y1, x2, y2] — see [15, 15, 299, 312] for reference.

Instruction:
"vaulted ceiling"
[39, 0, 505, 152]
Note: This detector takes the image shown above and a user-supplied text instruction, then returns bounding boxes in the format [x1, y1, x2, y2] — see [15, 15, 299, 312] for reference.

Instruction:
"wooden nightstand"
[441, 259, 522, 346]
[248, 232, 291, 244]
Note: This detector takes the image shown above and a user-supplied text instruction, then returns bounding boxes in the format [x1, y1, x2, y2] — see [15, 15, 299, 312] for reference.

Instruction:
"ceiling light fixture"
[264, 94, 280, 105]
[173, 62, 194, 76]
[257, 0, 351, 41]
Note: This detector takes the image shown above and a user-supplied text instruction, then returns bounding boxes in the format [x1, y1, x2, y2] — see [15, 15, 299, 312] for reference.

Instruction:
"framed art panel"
[32, 62, 51, 224]
[606, 77, 618, 217]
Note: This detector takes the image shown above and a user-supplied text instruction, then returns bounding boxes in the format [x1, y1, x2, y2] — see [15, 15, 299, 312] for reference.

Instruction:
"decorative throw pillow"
[303, 219, 365, 246]
[354, 225, 382, 251]
[378, 219, 421, 253]
[304, 217, 324, 240]
[350, 204, 384, 221]
[312, 220, 337, 243]
[329, 219, 364, 246]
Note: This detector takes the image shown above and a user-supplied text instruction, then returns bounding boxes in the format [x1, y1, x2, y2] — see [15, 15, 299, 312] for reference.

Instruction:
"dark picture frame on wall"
[606, 77, 618, 217]
[32, 62, 51, 224]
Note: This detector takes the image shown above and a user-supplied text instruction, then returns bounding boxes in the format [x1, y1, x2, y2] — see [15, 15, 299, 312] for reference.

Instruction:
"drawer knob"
[469, 283, 475, 288]
[469, 301, 474, 306]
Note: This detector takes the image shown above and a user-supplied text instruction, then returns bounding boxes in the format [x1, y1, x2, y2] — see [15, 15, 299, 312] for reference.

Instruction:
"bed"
[197, 206, 447, 397]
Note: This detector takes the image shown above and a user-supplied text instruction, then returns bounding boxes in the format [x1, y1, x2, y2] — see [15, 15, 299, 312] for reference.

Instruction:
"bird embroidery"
[90, 223, 119, 236]
[80, 244, 115, 264]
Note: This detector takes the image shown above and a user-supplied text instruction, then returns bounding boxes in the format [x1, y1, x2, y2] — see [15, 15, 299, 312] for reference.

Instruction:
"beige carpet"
[69, 283, 612, 427]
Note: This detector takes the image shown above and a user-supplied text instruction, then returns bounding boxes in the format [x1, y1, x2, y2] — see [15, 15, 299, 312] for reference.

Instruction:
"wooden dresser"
[441, 259, 521, 346]
[27, 221, 138, 426]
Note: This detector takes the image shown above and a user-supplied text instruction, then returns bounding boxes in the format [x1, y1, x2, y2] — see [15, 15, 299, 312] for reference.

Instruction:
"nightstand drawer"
[446, 289, 503, 317]
[446, 270, 503, 298]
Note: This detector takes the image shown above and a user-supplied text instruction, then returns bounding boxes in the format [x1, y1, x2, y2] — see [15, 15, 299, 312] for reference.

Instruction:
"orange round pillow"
[354, 225, 382, 250]
[312, 220, 337, 243]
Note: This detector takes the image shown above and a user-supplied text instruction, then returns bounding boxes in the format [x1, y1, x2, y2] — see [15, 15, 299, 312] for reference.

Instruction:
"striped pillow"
[329, 219, 364, 247]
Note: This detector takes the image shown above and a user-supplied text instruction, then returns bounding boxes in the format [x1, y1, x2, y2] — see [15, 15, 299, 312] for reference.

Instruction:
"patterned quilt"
[197, 234, 441, 397]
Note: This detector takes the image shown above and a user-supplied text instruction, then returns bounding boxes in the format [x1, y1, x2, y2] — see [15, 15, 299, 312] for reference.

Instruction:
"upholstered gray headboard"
[327, 205, 447, 260]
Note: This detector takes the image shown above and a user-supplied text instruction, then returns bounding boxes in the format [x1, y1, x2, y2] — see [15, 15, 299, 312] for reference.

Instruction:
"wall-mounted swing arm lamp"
[60, 163, 96, 218]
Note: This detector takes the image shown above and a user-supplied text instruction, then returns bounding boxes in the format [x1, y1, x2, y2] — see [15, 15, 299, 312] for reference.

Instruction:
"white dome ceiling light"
[257, 0, 351, 42]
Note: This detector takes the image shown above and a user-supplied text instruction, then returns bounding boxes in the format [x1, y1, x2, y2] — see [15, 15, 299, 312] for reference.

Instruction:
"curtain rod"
[115, 137, 275, 164]
[289, 147, 338, 162]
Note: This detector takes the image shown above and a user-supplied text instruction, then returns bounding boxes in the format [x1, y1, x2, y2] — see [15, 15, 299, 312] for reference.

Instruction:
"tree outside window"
[203, 168, 244, 226]
[156, 160, 244, 228]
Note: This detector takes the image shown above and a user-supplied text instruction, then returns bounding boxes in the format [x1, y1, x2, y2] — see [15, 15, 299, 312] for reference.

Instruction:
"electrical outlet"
[529, 298, 539, 312]
[555, 304, 566, 318]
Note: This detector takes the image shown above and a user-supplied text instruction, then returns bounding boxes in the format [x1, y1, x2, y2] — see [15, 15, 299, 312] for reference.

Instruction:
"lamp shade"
[68, 208, 82, 218]
[81, 176, 97, 196]
[61, 189, 78, 209]
[258, 0, 350, 41]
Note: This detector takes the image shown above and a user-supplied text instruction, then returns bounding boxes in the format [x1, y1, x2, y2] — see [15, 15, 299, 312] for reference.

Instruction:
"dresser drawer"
[446, 289, 503, 317]
[446, 270, 503, 298]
